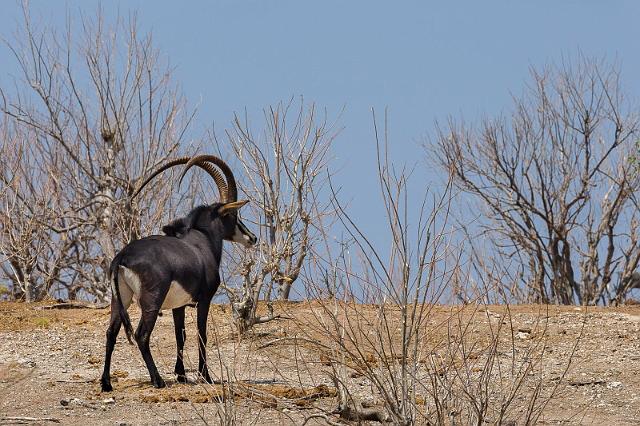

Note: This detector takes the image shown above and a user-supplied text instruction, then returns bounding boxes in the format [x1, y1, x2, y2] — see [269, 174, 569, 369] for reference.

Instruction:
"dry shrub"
[279, 116, 576, 424]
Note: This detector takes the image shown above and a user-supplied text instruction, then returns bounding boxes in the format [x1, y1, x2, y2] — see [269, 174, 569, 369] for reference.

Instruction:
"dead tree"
[217, 100, 338, 332]
[435, 58, 640, 305]
[303, 112, 457, 425]
[0, 8, 194, 301]
[0, 121, 75, 301]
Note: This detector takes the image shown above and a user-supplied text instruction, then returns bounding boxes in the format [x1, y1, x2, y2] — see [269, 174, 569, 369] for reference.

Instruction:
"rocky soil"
[0, 302, 639, 425]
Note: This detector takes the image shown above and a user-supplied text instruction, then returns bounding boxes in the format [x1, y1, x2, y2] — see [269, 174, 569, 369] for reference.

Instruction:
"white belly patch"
[119, 266, 193, 310]
[161, 281, 194, 310]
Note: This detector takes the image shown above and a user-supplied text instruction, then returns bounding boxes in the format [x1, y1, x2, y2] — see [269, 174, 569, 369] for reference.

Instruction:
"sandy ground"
[0, 301, 639, 425]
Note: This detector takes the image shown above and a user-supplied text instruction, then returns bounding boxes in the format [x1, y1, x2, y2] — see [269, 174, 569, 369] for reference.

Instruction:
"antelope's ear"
[217, 199, 249, 216]
[162, 218, 187, 237]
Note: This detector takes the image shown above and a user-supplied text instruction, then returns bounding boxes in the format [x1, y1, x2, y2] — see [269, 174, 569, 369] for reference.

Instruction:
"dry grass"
[1, 302, 639, 424]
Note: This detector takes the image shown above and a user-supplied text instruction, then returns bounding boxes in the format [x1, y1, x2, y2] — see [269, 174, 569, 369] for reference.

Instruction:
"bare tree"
[0, 7, 194, 301]
[0, 123, 57, 300]
[217, 100, 338, 332]
[287, 113, 557, 424]
[311, 113, 455, 424]
[435, 58, 640, 305]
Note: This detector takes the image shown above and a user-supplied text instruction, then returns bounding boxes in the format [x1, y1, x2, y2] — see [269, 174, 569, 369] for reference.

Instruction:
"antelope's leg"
[196, 302, 212, 383]
[100, 300, 122, 392]
[135, 309, 165, 388]
[172, 306, 187, 383]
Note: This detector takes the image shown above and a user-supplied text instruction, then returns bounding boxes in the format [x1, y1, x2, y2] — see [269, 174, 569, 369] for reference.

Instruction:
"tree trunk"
[231, 296, 255, 335]
[278, 281, 292, 300]
[23, 273, 36, 302]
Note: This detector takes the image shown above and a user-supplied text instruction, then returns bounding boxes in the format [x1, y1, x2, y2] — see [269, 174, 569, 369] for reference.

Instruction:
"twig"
[333, 405, 391, 423]
[35, 302, 108, 310]
[0, 417, 60, 424]
[257, 336, 331, 351]
[301, 414, 343, 426]
[330, 371, 391, 424]
[253, 314, 294, 324]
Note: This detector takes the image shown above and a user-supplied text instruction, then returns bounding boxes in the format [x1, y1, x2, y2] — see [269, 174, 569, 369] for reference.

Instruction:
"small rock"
[102, 397, 116, 404]
[17, 358, 36, 368]
[516, 331, 530, 340]
[607, 381, 623, 389]
[60, 397, 84, 408]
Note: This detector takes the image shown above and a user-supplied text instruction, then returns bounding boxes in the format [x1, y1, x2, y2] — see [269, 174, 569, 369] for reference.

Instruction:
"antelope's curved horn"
[132, 156, 227, 201]
[178, 154, 237, 203]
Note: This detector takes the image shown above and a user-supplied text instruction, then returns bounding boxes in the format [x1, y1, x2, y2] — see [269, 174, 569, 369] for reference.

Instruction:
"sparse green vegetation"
[32, 317, 51, 328]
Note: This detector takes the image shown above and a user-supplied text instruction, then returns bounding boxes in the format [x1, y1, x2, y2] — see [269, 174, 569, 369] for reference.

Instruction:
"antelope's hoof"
[199, 373, 213, 384]
[153, 377, 167, 389]
[176, 374, 188, 384]
[101, 381, 113, 392]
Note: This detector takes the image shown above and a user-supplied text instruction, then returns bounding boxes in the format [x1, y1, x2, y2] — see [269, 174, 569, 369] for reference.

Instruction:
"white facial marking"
[231, 224, 254, 248]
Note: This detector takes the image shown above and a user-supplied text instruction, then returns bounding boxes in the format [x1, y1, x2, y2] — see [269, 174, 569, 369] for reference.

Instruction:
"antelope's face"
[217, 200, 257, 248]
[230, 216, 257, 248]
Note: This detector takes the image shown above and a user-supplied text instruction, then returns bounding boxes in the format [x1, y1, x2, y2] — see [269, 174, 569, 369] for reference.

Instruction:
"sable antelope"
[101, 155, 256, 391]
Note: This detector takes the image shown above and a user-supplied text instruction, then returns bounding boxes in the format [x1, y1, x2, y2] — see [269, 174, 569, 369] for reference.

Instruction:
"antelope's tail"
[110, 257, 134, 345]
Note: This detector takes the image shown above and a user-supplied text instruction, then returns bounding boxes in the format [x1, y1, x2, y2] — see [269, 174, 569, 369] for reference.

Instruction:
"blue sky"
[2, 1, 640, 240]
